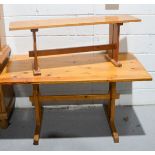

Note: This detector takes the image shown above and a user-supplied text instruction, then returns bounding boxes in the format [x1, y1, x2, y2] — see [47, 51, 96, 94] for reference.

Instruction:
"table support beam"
[29, 93, 120, 104]
[31, 29, 41, 76]
[33, 84, 43, 145]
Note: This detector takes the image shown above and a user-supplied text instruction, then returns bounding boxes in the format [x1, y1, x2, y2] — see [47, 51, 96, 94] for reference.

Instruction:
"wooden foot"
[33, 126, 41, 145]
[33, 68, 41, 76]
[105, 54, 122, 67]
[0, 119, 9, 129]
[104, 105, 119, 143]
[109, 120, 119, 143]
[104, 82, 119, 143]
[33, 84, 42, 145]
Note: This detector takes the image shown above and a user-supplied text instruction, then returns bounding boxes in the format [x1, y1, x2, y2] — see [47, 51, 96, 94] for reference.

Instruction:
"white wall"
[2, 4, 155, 106]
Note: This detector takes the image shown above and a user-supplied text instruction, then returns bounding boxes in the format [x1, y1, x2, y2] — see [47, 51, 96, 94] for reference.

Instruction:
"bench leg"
[105, 82, 119, 143]
[33, 84, 42, 145]
[31, 29, 41, 76]
[106, 23, 122, 67]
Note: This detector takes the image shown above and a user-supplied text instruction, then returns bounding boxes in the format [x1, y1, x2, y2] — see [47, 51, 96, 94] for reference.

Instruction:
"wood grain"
[0, 53, 152, 84]
[9, 15, 141, 31]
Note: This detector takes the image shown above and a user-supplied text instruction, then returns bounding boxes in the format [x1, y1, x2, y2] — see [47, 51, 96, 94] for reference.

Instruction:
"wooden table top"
[0, 52, 152, 84]
[9, 15, 141, 31]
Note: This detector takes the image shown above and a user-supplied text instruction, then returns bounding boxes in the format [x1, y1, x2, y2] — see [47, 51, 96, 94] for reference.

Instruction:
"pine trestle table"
[0, 52, 152, 145]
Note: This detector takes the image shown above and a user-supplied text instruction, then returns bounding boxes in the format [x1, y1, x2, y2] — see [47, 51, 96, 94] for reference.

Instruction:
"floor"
[0, 105, 155, 151]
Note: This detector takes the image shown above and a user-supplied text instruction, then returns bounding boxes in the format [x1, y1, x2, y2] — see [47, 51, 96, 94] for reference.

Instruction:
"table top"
[0, 52, 152, 84]
[9, 15, 141, 31]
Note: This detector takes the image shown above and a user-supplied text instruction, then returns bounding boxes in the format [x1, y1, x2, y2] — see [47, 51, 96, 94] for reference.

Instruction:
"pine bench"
[9, 15, 141, 75]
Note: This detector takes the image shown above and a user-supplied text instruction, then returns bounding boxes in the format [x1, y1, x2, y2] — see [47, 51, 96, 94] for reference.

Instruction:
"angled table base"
[31, 82, 119, 145]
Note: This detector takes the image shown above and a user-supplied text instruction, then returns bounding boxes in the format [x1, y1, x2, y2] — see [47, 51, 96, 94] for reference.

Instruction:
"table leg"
[33, 84, 42, 145]
[105, 82, 119, 143]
